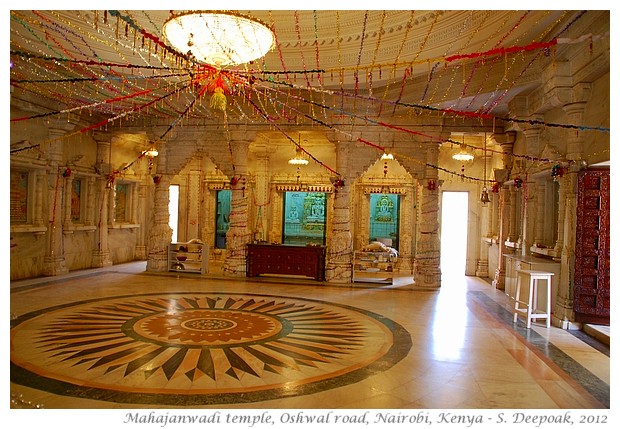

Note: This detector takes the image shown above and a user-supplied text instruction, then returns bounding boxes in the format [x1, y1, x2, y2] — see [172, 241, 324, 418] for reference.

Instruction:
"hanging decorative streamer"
[107, 10, 188, 62]
[244, 92, 340, 178]
[11, 72, 186, 84]
[312, 10, 322, 86]
[268, 11, 291, 85]
[10, 51, 176, 70]
[10, 83, 190, 154]
[354, 11, 368, 97]
[293, 10, 316, 119]
[258, 79, 569, 183]
[445, 34, 558, 62]
[394, 10, 437, 113]
[257, 81, 497, 183]
[478, 11, 556, 113]
[10, 9, 610, 173]
[422, 10, 475, 104]
[10, 88, 153, 122]
[158, 91, 200, 140]
[254, 74, 610, 133]
[13, 11, 602, 80]
[464, 11, 531, 111]
[335, 11, 344, 112]
[364, 11, 386, 116]
[11, 15, 606, 126]
[484, 11, 587, 113]
[377, 10, 415, 117]
[312, 10, 328, 120]
[457, 12, 521, 107]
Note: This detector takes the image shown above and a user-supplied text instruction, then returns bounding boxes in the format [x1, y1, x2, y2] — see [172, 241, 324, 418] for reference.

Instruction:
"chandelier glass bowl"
[452, 143, 474, 162]
[163, 11, 274, 67]
[288, 148, 309, 165]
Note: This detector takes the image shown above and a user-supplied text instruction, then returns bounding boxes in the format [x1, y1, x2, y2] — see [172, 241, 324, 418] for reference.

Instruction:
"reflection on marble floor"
[10, 262, 609, 410]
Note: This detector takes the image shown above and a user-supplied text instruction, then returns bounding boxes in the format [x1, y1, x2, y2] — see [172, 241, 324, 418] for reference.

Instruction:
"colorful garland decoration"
[10, 10, 610, 186]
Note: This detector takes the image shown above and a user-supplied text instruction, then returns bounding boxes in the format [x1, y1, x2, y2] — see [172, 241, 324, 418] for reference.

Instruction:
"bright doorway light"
[440, 191, 468, 274]
[169, 185, 179, 243]
[434, 191, 469, 360]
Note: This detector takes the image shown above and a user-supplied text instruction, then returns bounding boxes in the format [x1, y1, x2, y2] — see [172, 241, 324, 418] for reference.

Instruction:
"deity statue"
[375, 195, 394, 222]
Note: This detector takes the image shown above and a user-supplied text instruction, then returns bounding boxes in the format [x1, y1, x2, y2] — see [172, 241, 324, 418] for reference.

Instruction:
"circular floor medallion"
[11, 292, 411, 405]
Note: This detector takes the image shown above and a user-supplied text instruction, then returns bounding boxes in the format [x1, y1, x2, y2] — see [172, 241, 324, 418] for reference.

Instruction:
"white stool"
[513, 270, 553, 328]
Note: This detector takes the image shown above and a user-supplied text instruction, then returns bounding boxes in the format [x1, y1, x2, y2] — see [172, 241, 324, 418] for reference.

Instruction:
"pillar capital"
[47, 119, 76, 135]
[91, 130, 111, 144]
[228, 126, 255, 143]
[491, 131, 516, 146]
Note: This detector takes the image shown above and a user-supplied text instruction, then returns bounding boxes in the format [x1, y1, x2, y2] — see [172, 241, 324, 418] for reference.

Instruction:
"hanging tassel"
[210, 88, 227, 111]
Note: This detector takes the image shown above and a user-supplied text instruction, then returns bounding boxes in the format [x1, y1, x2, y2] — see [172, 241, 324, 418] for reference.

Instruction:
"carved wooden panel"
[574, 169, 610, 325]
[246, 244, 326, 281]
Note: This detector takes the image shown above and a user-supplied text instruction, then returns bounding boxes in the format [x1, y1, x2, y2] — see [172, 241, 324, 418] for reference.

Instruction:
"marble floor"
[9, 262, 611, 422]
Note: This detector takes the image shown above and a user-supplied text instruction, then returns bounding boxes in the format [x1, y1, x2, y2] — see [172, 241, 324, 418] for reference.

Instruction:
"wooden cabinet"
[246, 244, 326, 281]
[574, 169, 610, 325]
[168, 242, 208, 274]
[353, 251, 395, 284]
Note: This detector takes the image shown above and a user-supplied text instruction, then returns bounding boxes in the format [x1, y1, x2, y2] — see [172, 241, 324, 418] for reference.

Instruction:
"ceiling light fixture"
[480, 133, 491, 204]
[144, 147, 159, 158]
[380, 152, 394, 160]
[452, 138, 474, 162]
[163, 11, 274, 67]
[288, 147, 309, 165]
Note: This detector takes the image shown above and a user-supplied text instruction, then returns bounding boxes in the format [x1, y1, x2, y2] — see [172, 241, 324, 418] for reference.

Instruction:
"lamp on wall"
[163, 11, 274, 67]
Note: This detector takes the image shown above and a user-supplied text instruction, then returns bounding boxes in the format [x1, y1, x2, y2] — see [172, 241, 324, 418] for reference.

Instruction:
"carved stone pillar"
[200, 157, 217, 245]
[553, 180, 566, 256]
[476, 193, 491, 278]
[490, 191, 498, 237]
[398, 186, 415, 273]
[134, 182, 148, 260]
[521, 124, 543, 256]
[85, 176, 96, 227]
[63, 174, 73, 229]
[33, 170, 45, 227]
[91, 132, 113, 268]
[508, 187, 517, 243]
[413, 143, 441, 289]
[492, 132, 515, 290]
[269, 187, 283, 243]
[146, 175, 172, 271]
[493, 186, 509, 290]
[43, 125, 70, 276]
[554, 92, 590, 324]
[187, 170, 201, 239]
[146, 141, 171, 271]
[475, 240, 490, 278]
[325, 141, 353, 283]
[252, 142, 271, 242]
[534, 179, 546, 246]
[223, 138, 252, 277]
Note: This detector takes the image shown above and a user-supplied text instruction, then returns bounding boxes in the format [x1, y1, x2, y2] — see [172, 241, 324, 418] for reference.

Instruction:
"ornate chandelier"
[452, 143, 474, 162]
[163, 11, 274, 67]
[288, 147, 309, 165]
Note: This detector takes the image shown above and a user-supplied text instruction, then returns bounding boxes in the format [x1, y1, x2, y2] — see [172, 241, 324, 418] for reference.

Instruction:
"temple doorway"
[440, 191, 468, 275]
[168, 185, 179, 243]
